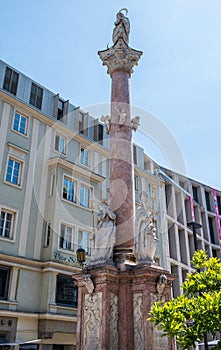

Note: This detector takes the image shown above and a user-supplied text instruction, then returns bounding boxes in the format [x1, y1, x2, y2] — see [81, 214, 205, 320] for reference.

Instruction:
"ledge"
[48, 157, 105, 183]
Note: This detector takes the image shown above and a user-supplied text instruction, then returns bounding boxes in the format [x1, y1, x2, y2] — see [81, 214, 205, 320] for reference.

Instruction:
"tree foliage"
[148, 250, 221, 349]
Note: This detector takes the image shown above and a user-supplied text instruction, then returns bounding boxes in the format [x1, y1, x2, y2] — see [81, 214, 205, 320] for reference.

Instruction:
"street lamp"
[76, 247, 86, 269]
[187, 221, 209, 350]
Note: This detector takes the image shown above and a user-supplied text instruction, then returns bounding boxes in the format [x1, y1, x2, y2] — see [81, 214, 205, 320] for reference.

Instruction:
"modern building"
[0, 59, 220, 349]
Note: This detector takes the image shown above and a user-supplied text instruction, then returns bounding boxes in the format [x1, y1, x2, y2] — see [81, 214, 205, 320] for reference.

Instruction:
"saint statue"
[112, 9, 130, 45]
[134, 192, 157, 262]
[91, 199, 116, 261]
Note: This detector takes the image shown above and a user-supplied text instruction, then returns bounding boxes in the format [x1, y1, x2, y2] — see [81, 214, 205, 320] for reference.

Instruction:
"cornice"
[48, 157, 105, 183]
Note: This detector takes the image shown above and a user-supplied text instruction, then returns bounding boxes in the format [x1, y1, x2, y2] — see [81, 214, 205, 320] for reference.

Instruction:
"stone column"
[98, 9, 142, 257]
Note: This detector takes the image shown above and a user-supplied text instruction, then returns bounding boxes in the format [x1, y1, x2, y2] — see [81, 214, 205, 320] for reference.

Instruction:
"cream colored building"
[0, 59, 220, 350]
[0, 59, 162, 350]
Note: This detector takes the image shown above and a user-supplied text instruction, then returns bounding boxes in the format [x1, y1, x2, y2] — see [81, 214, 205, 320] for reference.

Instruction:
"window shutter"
[53, 94, 59, 119]
[83, 113, 88, 136]
[63, 100, 69, 124]
[74, 108, 80, 131]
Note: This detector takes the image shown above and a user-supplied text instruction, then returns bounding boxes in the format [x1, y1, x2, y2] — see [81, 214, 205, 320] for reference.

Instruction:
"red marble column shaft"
[110, 69, 135, 249]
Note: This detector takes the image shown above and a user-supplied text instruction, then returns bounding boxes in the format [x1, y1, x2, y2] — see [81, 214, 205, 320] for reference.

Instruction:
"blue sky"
[1, 0, 221, 189]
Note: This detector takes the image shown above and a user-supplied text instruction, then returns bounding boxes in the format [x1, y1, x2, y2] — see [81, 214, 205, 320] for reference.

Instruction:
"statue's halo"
[119, 8, 128, 16]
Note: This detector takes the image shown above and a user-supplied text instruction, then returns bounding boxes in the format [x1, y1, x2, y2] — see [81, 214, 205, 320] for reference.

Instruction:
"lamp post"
[76, 247, 86, 270]
[187, 221, 209, 350]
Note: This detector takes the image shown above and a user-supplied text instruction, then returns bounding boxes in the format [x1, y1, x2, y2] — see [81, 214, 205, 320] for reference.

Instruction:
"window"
[55, 134, 66, 155]
[3, 67, 19, 95]
[134, 175, 138, 191]
[49, 173, 55, 197]
[13, 112, 28, 135]
[133, 145, 137, 165]
[80, 184, 91, 208]
[63, 177, 76, 203]
[59, 223, 74, 251]
[0, 209, 15, 240]
[93, 122, 104, 145]
[208, 217, 215, 244]
[5, 157, 22, 186]
[192, 186, 198, 202]
[44, 222, 51, 247]
[217, 196, 221, 215]
[98, 124, 103, 144]
[78, 230, 90, 255]
[57, 99, 64, 121]
[0, 266, 10, 300]
[205, 191, 211, 211]
[56, 274, 78, 307]
[29, 83, 43, 109]
[80, 147, 89, 166]
[19, 345, 39, 350]
[79, 112, 84, 134]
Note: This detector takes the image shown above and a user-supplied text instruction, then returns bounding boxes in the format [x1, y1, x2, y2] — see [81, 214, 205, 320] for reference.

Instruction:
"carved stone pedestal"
[74, 263, 174, 350]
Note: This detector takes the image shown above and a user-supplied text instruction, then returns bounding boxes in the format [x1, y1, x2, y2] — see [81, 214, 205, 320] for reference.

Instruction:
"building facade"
[0, 59, 220, 349]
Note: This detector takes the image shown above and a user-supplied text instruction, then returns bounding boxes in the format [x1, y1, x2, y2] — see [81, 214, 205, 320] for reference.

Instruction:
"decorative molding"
[133, 293, 144, 350]
[83, 293, 102, 350]
[98, 39, 142, 76]
[110, 293, 118, 350]
[131, 116, 140, 131]
[83, 274, 94, 294]
[48, 157, 105, 184]
[100, 115, 111, 134]
[156, 274, 167, 295]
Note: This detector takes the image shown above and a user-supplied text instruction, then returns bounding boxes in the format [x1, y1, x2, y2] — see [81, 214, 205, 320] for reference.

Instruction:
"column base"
[113, 247, 136, 268]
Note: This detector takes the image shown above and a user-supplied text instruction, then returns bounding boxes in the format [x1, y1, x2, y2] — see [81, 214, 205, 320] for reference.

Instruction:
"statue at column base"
[134, 192, 158, 262]
[90, 200, 116, 263]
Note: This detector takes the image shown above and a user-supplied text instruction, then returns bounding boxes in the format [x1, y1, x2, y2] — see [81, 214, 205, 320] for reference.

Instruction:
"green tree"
[148, 250, 221, 349]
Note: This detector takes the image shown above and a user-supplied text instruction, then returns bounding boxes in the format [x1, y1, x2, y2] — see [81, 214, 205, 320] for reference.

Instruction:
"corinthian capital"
[98, 39, 142, 76]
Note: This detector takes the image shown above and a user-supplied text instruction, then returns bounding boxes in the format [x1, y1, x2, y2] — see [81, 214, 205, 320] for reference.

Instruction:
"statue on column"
[91, 199, 116, 262]
[134, 192, 157, 262]
[112, 8, 130, 45]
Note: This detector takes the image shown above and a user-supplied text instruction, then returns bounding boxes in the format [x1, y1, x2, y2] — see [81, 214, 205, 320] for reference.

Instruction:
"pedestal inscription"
[110, 293, 118, 350]
[133, 293, 144, 350]
[83, 292, 102, 350]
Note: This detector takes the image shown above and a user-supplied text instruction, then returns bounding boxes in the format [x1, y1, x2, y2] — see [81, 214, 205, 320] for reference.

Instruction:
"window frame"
[3, 66, 19, 96]
[62, 175, 77, 204]
[12, 111, 29, 137]
[29, 82, 43, 110]
[0, 206, 17, 242]
[134, 174, 138, 191]
[59, 222, 75, 252]
[56, 274, 78, 308]
[57, 99, 64, 121]
[79, 183, 92, 209]
[54, 133, 67, 156]
[44, 222, 51, 248]
[0, 266, 11, 300]
[79, 146, 90, 167]
[78, 229, 91, 255]
[5, 156, 23, 187]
